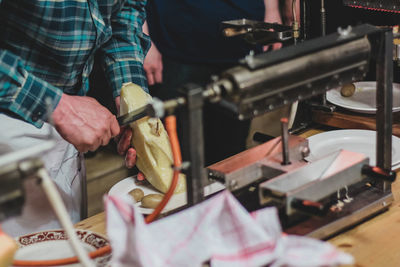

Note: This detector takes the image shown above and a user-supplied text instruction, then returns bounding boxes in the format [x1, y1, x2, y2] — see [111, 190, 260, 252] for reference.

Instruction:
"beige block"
[87, 168, 130, 217]
[85, 148, 132, 217]
[246, 105, 291, 148]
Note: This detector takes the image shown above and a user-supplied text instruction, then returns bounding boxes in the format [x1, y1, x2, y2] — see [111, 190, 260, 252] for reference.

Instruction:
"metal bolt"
[210, 75, 219, 82]
[245, 50, 255, 65]
[229, 180, 238, 190]
[337, 26, 352, 37]
[301, 146, 310, 158]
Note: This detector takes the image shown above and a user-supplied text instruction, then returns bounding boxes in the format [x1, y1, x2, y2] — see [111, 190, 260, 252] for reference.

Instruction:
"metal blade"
[117, 105, 148, 126]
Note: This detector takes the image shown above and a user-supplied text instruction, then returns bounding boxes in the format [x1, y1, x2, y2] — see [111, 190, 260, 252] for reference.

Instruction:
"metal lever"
[253, 132, 274, 143]
[291, 198, 330, 217]
[362, 165, 396, 183]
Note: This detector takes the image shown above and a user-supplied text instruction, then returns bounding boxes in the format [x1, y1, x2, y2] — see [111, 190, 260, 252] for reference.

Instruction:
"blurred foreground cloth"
[105, 191, 353, 267]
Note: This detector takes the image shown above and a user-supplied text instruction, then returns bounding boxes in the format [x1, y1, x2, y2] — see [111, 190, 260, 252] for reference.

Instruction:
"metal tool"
[221, 19, 293, 45]
[116, 96, 177, 126]
[117, 105, 148, 126]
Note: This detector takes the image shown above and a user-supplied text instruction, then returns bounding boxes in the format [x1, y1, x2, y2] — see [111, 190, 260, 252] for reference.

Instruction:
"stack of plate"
[14, 230, 110, 266]
[305, 129, 400, 170]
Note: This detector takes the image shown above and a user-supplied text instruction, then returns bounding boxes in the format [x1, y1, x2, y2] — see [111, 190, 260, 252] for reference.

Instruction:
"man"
[0, 0, 148, 236]
[144, 0, 283, 165]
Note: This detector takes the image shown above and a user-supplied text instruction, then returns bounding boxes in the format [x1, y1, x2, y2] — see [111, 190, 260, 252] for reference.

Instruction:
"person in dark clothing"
[144, 0, 282, 165]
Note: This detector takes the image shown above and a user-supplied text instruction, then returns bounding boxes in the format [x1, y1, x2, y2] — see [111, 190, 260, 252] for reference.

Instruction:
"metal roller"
[216, 33, 371, 119]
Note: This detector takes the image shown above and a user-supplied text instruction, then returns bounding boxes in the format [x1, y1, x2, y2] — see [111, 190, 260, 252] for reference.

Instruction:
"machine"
[123, 23, 396, 239]
[204, 23, 396, 238]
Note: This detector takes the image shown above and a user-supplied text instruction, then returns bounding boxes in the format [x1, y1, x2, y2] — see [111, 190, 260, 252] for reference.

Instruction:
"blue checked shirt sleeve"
[100, 0, 151, 98]
[0, 49, 63, 128]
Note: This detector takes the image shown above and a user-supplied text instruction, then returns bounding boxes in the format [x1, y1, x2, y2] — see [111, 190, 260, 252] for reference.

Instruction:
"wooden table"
[313, 109, 400, 137]
[76, 129, 400, 267]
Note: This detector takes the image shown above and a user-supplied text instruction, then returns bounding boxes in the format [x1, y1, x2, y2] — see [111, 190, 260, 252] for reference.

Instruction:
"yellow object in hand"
[120, 82, 186, 194]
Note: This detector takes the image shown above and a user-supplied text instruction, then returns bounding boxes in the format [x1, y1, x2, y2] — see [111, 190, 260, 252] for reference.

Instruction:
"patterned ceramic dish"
[15, 229, 110, 266]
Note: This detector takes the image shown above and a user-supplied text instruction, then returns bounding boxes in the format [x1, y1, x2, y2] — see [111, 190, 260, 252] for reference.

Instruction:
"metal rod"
[320, 0, 327, 105]
[281, 117, 291, 165]
[39, 168, 95, 267]
[300, 0, 307, 40]
[180, 84, 206, 206]
[320, 0, 326, 36]
[292, 0, 299, 45]
[376, 30, 393, 191]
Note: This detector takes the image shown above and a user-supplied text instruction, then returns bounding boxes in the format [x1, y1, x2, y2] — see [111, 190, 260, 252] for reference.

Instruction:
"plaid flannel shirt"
[0, 0, 150, 128]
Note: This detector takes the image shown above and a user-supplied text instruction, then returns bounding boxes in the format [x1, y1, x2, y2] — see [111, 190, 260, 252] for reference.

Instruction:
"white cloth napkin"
[105, 190, 353, 267]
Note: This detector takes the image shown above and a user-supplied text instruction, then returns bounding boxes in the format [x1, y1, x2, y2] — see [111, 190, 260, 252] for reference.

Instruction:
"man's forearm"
[100, 0, 151, 97]
[0, 49, 63, 128]
[264, 0, 282, 24]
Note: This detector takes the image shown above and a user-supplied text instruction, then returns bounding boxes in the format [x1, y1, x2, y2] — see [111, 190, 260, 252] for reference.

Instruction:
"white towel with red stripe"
[105, 190, 353, 267]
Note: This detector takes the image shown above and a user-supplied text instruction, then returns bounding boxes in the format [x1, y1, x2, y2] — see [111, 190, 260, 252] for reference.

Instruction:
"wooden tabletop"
[312, 110, 400, 137]
[76, 128, 400, 267]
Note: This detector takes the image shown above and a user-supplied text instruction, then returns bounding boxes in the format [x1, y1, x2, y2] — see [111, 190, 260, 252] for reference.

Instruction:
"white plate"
[326, 81, 400, 114]
[108, 176, 225, 214]
[305, 129, 400, 169]
[15, 229, 110, 266]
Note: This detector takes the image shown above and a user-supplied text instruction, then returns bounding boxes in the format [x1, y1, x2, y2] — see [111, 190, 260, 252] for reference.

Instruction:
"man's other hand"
[144, 43, 163, 86]
[52, 94, 120, 152]
[115, 96, 137, 168]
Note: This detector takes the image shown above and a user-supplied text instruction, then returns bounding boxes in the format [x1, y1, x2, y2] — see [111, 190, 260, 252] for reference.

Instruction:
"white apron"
[0, 114, 86, 237]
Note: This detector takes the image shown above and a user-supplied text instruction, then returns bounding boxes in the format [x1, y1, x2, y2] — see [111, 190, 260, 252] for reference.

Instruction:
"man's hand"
[115, 96, 137, 168]
[144, 43, 163, 86]
[52, 94, 120, 152]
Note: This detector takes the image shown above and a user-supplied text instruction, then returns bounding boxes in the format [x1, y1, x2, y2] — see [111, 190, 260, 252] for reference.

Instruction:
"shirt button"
[32, 111, 42, 122]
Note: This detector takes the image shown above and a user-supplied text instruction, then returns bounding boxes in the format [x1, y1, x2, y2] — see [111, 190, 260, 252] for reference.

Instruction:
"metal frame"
[180, 84, 207, 206]
[376, 30, 393, 173]
[125, 24, 395, 238]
